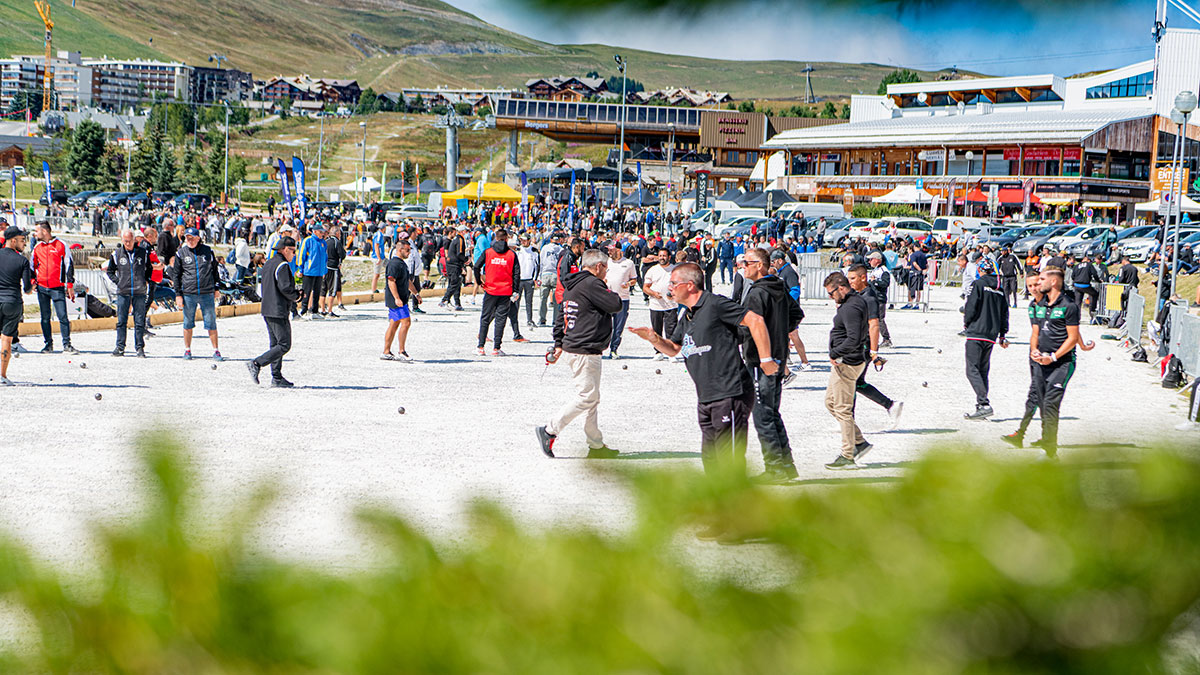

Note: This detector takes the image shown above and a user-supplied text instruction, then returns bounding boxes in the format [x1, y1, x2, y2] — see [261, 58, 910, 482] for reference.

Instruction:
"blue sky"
[448, 0, 1166, 76]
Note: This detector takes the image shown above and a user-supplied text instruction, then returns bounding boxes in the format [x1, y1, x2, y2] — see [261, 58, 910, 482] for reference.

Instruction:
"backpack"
[1163, 355, 1188, 389]
[226, 248, 237, 265]
[1131, 345, 1149, 363]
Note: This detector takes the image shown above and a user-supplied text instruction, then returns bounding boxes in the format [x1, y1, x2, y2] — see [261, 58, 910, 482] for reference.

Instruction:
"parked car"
[125, 193, 151, 209]
[867, 216, 933, 244]
[151, 192, 176, 206]
[38, 189, 70, 205]
[102, 192, 134, 206]
[171, 193, 211, 210]
[1046, 226, 1117, 254]
[980, 224, 1040, 249]
[67, 190, 102, 207]
[715, 217, 770, 237]
[931, 216, 995, 243]
[86, 192, 117, 208]
[384, 204, 433, 222]
[1118, 229, 1200, 263]
[1012, 224, 1074, 256]
[822, 218, 878, 248]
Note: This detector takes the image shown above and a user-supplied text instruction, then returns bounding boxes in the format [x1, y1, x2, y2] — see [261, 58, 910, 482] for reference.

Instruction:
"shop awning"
[1081, 201, 1121, 209]
[1135, 196, 1200, 213]
[1039, 198, 1075, 206]
[873, 184, 937, 204]
[963, 188, 1041, 205]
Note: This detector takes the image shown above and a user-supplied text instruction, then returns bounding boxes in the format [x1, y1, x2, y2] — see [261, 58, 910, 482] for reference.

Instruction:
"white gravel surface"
[2, 286, 1193, 569]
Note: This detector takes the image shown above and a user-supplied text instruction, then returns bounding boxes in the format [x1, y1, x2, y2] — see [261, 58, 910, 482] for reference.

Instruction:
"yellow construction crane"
[34, 0, 53, 112]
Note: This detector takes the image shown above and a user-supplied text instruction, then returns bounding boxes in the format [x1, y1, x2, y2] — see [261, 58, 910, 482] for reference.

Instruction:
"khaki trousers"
[546, 352, 604, 449]
[826, 361, 867, 459]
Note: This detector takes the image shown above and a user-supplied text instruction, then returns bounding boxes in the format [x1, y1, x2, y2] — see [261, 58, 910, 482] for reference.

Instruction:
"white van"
[775, 201, 847, 222]
[931, 216, 993, 243]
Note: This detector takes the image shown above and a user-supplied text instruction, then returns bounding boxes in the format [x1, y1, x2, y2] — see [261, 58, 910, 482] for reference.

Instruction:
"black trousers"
[300, 275, 323, 314]
[1001, 275, 1019, 307]
[649, 308, 678, 352]
[965, 339, 994, 408]
[697, 386, 755, 477]
[509, 278, 535, 329]
[855, 364, 893, 410]
[1016, 354, 1076, 455]
[442, 266, 463, 307]
[254, 317, 292, 380]
[478, 293, 510, 349]
[750, 366, 794, 470]
[703, 260, 717, 291]
[1075, 285, 1100, 318]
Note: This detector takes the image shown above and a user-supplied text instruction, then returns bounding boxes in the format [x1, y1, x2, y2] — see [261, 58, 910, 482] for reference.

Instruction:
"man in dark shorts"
[322, 224, 346, 317]
[628, 262, 776, 479]
[382, 238, 421, 363]
[903, 245, 928, 309]
[0, 226, 33, 385]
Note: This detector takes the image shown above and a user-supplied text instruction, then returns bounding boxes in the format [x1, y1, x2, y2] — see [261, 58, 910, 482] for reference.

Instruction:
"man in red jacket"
[30, 221, 78, 354]
[472, 228, 520, 356]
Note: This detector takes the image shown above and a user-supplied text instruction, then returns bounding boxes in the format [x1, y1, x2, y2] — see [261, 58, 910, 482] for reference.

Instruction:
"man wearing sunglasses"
[824, 271, 871, 470]
[629, 262, 775, 479]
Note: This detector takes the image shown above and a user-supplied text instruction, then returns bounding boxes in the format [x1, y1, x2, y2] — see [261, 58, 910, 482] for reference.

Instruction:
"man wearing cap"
[536, 231, 563, 326]
[866, 251, 893, 348]
[106, 228, 154, 358]
[321, 224, 346, 318]
[511, 232, 539, 333]
[472, 228, 519, 356]
[249, 236, 301, 387]
[297, 223, 328, 318]
[30, 220, 78, 355]
[0, 225, 33, 385]
[962, 256, 1009, 420]
[171, 226, 222, 361]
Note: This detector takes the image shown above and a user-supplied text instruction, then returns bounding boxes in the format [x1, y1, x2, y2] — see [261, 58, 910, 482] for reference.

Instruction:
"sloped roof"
[763, 108, 1155, 149]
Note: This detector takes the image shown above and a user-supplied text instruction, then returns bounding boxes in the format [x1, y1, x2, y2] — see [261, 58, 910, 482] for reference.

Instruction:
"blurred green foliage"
[1, 434, 1200, 673]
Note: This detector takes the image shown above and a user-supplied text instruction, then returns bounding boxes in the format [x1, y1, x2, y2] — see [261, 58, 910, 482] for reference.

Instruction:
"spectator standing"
[473, 229, 520, 356]
[822, 271, 871, 470]
[106, 229, 153, 358]
[603, 242, 637, 359]
[382, 238, 421, 363]
[171, 227, 222, 361]
[642, 250, 678, 362]
[30, 221, 77, 354]
[248, 237, 300, 387]
[297, 224, 328, 318]
[962, 257, 1009, 420]
[0, 226, 32, 385]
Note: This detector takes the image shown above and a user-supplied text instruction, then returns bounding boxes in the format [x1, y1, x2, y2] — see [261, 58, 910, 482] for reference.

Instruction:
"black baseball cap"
[3, 225, 27, 240]
[275, 236, 297, 251]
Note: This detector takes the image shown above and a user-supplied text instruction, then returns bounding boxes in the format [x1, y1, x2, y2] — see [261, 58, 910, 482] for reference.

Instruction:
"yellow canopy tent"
[440, 181, 531, 207]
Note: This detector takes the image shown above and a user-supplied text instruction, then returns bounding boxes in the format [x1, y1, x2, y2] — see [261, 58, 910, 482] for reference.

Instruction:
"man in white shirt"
[514, 233, 541, 329]
[641, 250, 678, 361]
[604, 241, 637, 359]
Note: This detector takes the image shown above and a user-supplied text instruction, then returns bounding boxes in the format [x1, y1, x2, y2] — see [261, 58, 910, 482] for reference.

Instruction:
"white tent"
[750, 151, 788, 185]
[338, 176, 382, 193]
[873, 184, 937, 204]
[1135, 195, 1200, 213]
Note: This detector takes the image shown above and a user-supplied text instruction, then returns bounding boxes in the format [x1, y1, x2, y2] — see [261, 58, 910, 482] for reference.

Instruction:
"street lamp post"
[1171, 90, 1197, 300]
[359, 120, 367, 203]
[615, 54, 627, 209]
[1158, 109, 1184, 308]
[963, 150, 975, 216]
[222, 101, 230, 205]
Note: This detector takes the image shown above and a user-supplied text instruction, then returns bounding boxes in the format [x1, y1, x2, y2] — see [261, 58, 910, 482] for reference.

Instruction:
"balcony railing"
[495, 98, 702, 131]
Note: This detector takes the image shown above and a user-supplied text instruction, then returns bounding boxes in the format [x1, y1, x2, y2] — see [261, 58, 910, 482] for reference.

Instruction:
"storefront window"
[1062, 160, 1080, 176]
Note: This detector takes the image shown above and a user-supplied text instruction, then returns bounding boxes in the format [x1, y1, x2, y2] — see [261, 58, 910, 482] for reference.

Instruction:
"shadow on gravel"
[883, 428, 957, 435]
[786, 386, 826, 391]
[787, 475, 904, 486]
[421, 358, 474, 364]
[990, 417, 1079, 423]
[610, 451, 703, 460]
[294, 385, 396, 391]
[27, 383, 151, 389]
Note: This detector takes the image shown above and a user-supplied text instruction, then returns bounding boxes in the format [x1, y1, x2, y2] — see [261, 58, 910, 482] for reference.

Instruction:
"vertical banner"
[567, 170, 577, 231]
[381, 162, 388, 201]
[277, 158, 291, 209]
[291, 156, 307, 225]
[11, 168, 17, 214]
[520, 171, 528, 230]
[696, 170, 709, 210]
[1021, 178, 1033, 220]
[946, 177, 958, 217]
[416, 162, 421, 202]
[636, 161, 642, 189]
[41, 160, 51, 204]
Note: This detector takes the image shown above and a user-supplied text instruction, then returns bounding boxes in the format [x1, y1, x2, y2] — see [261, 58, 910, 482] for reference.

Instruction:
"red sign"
[1002, 147, 1082, 161]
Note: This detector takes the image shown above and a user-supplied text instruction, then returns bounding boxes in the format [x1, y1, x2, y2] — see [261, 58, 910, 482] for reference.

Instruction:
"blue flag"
[291, 156, 307, 225]
[41, 160, 51, 203]
[277, 158, 291, 208]
[567, 170, 576, 231]
[520, 171, 528, 230]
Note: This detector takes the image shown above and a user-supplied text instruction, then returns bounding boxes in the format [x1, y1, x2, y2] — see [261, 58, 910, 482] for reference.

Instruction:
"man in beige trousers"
[823, 271, 873, 470]
[536, 249, 623, 459]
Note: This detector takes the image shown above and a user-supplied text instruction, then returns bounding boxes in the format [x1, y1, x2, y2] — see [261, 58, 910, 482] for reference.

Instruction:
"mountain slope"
[3, 0, 955, 100]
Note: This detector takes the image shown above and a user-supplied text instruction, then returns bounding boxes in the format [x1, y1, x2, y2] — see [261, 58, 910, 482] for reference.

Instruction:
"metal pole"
[617, 56, 627, 209]
[1156, 122, 1182, 307]
[316, 113, 324, 201]
[360, 121, 367, 203]
[1171, 110, 1190, 298]
[223, 102, 230, 205]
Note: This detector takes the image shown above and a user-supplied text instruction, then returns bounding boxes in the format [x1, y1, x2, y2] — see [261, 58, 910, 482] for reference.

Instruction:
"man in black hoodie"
[962, 256, 1010, 419]
[741, 247, 803, 481]
[536, 249, 623, 459]
[823, 271, 870, 470]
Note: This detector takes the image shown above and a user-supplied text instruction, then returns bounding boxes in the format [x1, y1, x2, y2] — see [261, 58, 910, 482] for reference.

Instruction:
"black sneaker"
[535, 425, 556, 458]
[111, 348, 124, 357]
[1000, 432, 1023, 448]
[144, 330, 157, 338]
[752, 465, 798, 483]
[825, 455, 856, 470]
[964, 405, 994, 420]
[412, 306, 426, 314]
[39, 344, 53, 354]
[136, 349, 146, 358]
[63, 344, 79, 355]
[852, 441, 873, 461]
[587, 445, 620, 459]
[247, 360, 261, 384]
[270, 377, 294, 388]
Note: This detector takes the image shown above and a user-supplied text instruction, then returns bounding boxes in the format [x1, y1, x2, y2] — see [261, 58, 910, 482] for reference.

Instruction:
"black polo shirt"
[1033, 292, 1080, 355]
[670, 291, 753, 403]
[384, 256, 410, 308]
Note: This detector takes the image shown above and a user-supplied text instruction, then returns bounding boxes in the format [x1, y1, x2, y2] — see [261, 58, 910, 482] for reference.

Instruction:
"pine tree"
[66, 120, 106, 190]
[152, 145, 179, 193]
[203, 135, 226, 198]
[129, 121, 165, 191]
[98, 145, 126, 191]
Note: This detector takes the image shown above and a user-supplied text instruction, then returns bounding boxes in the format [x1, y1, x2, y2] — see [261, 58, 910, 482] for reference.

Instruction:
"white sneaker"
[888, 401, 904, 429]
[397, 352, 414, 363]
[380, 353, 398, 361]
[796, 362, 813, 372]
[671, 355, 683, 363]
[491, 349, 507, 357]
[652, 353, 667, 362]
[0, 377, 13, 386]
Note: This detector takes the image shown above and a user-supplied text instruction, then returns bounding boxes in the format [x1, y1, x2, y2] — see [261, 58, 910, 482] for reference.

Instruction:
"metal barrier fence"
[1167, 304, 1200, 378]
[798, 265, 931, 309]
[12, 213, 90, 234]
[1126, 289, 1146, 346]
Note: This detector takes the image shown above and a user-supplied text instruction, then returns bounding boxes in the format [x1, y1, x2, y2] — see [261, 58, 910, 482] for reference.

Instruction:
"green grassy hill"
[1, 0, 957, 101]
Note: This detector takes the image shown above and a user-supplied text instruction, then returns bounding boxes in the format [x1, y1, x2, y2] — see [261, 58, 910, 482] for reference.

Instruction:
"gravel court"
[0, 285, 1191, 568]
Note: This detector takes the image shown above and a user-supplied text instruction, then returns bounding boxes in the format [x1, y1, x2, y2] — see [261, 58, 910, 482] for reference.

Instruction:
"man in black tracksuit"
[962, 257, 1010, 420]
[440, 227, 467, 310]
[106, 229, 154, 357]
[1070, 254, 1103, 319]
[249, 236, 300, 387]
[1116, 254, 1139, 313]
[998, 246, 1021, 308]
[1003, 267, 1085, 457]
[536, 249, 623, 459]
[741, 248, 803, 481]
[866, 251, 893, 346]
